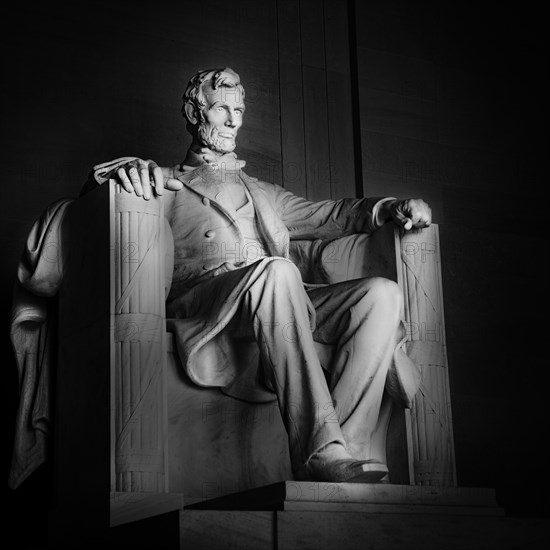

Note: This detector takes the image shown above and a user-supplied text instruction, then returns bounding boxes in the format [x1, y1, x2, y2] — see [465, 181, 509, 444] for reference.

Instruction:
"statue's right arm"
[81, 157, 183, 199]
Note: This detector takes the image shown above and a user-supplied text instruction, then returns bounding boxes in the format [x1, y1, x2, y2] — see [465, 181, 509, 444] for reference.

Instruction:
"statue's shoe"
[294, 442, 389, 483]
[294, 457, 388, 483]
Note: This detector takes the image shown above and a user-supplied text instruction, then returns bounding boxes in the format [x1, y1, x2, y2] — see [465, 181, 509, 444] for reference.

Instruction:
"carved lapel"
[240, 174, 290, 258]
[177, 166, 239, 225]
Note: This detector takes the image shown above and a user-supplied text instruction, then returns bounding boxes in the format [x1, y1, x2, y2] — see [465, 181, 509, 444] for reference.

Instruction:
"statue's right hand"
[93, 157, 183, 200]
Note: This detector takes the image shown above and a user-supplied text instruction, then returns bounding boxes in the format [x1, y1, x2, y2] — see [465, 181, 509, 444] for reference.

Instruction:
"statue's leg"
[238, 258, 346, 473]
[307, 276, 404, 462]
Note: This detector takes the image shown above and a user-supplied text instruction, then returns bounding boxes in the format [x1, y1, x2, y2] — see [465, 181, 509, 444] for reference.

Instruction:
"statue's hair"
[182, 67, 244, 133]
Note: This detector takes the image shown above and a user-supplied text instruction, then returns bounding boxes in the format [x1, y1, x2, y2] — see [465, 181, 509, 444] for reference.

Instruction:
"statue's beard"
[197, 123, 236, 154]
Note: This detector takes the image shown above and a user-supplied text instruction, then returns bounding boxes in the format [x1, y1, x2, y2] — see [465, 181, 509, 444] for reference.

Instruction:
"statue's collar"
[179, 145, 246, 174]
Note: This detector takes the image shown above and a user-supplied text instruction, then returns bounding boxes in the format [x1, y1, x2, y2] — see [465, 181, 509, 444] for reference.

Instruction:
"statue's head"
[182, 67, 245, 154]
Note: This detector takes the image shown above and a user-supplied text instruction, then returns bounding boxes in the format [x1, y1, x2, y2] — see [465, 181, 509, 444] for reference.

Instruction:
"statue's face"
[196, 85, 245, 154]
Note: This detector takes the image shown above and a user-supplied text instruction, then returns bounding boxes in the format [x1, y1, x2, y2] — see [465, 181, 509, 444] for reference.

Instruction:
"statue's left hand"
[388, 198, 432, 231]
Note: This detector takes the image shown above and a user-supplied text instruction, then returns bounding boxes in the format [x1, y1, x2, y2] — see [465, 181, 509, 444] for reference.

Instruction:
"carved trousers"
[235, 257, 404, 472]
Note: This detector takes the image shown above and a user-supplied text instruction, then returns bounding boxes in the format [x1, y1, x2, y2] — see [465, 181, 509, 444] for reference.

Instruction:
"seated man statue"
[92, 67, 431, 484]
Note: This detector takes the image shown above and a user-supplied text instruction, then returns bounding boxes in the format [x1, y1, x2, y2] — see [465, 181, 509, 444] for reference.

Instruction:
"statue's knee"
[367, 277, 403, 312]
[264, 258, 301, 282]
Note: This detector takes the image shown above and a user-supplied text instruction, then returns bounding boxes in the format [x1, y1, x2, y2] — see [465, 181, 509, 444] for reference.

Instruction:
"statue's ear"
[184, 102, 199, 125]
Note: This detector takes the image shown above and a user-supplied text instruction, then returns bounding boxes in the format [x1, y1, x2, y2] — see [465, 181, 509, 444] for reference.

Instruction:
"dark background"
[2, 1, 548, 547]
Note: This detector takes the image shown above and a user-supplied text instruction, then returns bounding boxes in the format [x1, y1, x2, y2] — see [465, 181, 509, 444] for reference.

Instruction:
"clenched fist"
[382, 198, 432, 230]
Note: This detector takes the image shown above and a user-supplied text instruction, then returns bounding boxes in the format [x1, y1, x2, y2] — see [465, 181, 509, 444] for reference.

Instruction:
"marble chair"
[54, 180, 455, 527]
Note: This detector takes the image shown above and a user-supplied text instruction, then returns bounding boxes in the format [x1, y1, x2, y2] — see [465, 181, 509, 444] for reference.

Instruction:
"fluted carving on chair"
[112, 183, 168, 492]
[398, 225, 456, 486]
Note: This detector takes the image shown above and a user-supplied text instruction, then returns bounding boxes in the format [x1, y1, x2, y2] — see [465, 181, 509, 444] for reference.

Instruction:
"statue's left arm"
[269, 185, 431, 239]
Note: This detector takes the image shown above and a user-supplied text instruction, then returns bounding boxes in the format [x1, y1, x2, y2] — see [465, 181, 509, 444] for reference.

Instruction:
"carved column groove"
[396, 225, 456, 486]
[110, 183, 168, 493]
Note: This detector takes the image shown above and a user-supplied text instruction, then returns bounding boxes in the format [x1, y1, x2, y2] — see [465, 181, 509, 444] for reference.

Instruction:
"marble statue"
[10, 67, 430, 488]
[92, 67, 432, 483]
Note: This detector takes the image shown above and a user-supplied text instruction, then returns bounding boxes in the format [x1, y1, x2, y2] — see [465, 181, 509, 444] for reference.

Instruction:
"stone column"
[397, 225, 457, 486]
[111, 182, 168, 492]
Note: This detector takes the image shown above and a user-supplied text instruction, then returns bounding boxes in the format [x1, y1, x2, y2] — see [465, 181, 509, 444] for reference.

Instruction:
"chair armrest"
[57, 180, 170, 502]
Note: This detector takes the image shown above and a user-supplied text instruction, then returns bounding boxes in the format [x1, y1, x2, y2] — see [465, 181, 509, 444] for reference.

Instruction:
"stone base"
[185, 481, 502, 515]
[180, 509, 548, 550]
[179, 483, 545, 549]
[51, 484, 548, 549]
[110, 492, 184, 527]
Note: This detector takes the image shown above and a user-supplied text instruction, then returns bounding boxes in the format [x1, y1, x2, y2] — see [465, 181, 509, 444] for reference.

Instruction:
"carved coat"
[161, 155, 393, 394]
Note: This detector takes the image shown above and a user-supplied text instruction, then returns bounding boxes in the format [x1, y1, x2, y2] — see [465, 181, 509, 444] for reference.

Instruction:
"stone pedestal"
[108, 482, 547, 550]
[186, 481, 501, 515]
